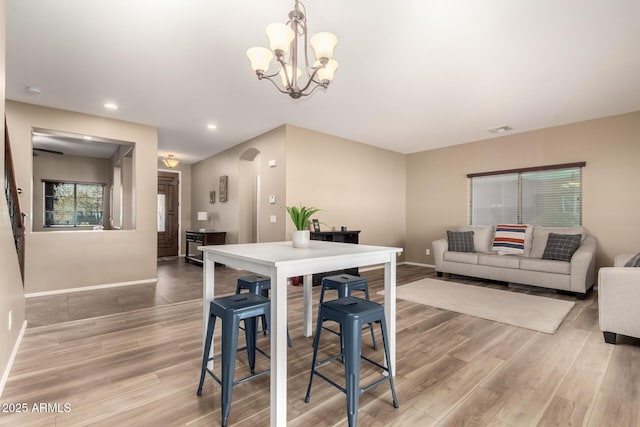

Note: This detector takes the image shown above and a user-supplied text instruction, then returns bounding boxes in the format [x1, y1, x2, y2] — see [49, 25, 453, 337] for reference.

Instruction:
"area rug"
[387, 278, 575, 334]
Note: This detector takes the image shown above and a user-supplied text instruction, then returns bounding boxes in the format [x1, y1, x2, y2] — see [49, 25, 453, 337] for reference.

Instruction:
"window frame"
[467, 162, 586, 226]
[43, 179, 106, 228]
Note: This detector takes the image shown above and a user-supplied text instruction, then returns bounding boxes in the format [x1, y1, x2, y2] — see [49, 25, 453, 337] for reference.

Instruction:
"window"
[44, 181, 105, 227]
[469, 162, 584, 226]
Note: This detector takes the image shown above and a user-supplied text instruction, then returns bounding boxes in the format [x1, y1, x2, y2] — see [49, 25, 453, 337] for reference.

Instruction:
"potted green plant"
[286, 205, 321, 248]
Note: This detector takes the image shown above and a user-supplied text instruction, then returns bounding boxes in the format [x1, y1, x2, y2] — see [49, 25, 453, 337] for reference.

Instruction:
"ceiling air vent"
[486, 125, 513, 134]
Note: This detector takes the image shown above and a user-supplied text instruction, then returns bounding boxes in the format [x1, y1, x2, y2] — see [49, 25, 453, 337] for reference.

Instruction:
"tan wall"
[32, 153, 112, 231]
[6, 101, 158, 293]
[157, 160, 192, 256]
[191, 126, 286, 244]
[0, 0, 28, 396]
[406, 111, 640, 270]
[285, 125, 406, 252]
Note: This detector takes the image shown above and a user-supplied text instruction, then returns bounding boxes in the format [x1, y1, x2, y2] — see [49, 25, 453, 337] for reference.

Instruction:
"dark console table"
[185, 230, 226, 265]
[310, 230, 361, 284]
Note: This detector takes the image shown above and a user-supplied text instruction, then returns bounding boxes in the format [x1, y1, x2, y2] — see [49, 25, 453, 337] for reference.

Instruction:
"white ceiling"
[6, 1, 640, 164]
[32, 130, 132, 159]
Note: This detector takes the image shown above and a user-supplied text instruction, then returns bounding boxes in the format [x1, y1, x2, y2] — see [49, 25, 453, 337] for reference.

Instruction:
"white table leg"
[303, 274, 313, 337]
[203, 253, 216, 369]
[270, 268, 288, 427]
[384, 256, 396, 376]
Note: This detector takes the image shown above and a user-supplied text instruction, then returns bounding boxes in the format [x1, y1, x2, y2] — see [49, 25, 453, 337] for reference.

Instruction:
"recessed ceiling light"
[26, 86, 41, 95]
[486, 125, 513, 134]
[104, 102, 118, 110]
[207, 124, 217, 130]
[83, 136, 93, 140]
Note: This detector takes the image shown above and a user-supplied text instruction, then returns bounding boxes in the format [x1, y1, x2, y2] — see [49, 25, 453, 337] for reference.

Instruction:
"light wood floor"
[3, 260, 640, 426]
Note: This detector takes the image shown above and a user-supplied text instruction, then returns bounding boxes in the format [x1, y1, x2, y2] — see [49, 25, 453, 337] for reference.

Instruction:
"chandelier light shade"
[162, 154, 180, 168]
[246, 0, 338, 99]
[266, 23, 295, 53]
[309, 32, 337, 59]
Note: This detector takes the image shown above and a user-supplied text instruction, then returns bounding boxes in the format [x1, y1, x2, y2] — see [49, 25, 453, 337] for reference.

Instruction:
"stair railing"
[4, 118, 25, 282]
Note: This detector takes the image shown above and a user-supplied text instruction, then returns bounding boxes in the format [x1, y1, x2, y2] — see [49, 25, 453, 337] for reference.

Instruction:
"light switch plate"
[269, 195, 276, 204]
[270, 215, 277, 223]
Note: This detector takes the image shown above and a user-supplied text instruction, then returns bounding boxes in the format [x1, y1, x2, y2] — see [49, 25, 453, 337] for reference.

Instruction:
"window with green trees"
[44, 181, 104, 227]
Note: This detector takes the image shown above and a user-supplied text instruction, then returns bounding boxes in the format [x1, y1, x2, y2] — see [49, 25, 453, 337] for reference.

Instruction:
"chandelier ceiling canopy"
[247, 0, 338, 99]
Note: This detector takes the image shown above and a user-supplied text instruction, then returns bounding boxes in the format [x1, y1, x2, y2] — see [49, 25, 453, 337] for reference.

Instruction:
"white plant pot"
[291, 230, 310, 248]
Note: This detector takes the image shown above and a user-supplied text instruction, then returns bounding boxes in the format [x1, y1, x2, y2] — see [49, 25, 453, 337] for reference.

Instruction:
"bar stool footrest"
[204, 367, 271, 387]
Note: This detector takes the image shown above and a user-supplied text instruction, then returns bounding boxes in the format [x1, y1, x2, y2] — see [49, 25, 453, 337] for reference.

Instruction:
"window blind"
[468, 163, 583, 226]
[470, 174, 518, 225]
[521, 168, 582, 226]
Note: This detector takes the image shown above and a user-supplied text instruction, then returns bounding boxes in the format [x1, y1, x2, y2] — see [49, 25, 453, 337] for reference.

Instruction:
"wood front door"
[157, 171, 179, 257]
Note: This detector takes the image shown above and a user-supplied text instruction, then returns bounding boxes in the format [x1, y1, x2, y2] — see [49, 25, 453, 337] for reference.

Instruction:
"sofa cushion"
[492, 224, 529, 255]
[478, 254, 520, 269]
[542, 233, 582, 262]
[444, 251, 479, 264]
[458, 225, 494, 254]
[447, 230, 475, 252]
[624, 253, 640, 267]
[530, 226, 586, 259]
[520, 258, 571, 275]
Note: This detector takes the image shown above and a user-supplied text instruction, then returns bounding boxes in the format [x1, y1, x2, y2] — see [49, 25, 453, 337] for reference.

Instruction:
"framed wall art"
[219, 175, 228, 202]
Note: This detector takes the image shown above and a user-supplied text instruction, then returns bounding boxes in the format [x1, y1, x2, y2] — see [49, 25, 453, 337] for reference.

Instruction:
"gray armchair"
[598, 254, 640, 344]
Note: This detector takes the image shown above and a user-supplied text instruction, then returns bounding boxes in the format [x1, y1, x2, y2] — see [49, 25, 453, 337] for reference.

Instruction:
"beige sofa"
[598, 254, 640, 344]
[432, 225, 597, 299]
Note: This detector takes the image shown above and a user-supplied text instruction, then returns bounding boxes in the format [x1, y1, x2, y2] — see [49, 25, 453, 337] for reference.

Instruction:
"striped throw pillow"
[492, 224, 528, 255]
[623, 253, 640, 267]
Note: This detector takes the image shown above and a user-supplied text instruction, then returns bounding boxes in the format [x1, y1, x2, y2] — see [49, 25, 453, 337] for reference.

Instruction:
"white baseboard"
[0, 320, 27, 398]
[25, 278, 158, 298]
[403, 261, 435, 268]
[358, 261, 434, 271]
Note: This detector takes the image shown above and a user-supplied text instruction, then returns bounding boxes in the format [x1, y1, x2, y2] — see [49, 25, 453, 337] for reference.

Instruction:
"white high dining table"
[199, 240, 403, 427]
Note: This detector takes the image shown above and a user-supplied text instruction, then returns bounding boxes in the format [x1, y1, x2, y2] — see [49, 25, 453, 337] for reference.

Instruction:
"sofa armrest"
[598, 267, 640, 338]
[570, 234, 597, 293]
[614, 254, 636, 267]
[432, 238, 448, 272]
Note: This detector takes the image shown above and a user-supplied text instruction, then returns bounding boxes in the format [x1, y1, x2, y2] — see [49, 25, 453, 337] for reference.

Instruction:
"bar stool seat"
[320, 274, 377, 349]
[304, 296, 399, 427]
[236, 274, 271, 296]
[197, 293, 271, 427]
[236, 274, 292, 347]
[236, 274, 271, 334]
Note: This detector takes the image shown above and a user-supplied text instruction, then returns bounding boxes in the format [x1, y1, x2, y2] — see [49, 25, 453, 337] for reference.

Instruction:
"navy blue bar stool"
[236, 274, 271, 334]
[304, 296, 399, 427]
[320, 274, 377, 349]
[197, 293, 271, 427]
[236, 274, 292, 347]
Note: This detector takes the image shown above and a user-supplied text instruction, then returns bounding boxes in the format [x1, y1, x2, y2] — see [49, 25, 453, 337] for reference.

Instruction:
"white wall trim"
[358, 261, 410, 271]
[403, 261, 435, 268]
[0, 320, 27, 398]
[24, 278, 157, 298]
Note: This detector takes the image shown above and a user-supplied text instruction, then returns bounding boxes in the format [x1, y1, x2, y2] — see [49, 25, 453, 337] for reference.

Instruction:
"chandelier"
[246, 0, 338, 99]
